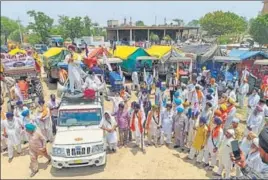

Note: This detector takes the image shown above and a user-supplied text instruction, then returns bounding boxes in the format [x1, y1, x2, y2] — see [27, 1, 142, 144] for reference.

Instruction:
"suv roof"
[60, 94, 102, 107]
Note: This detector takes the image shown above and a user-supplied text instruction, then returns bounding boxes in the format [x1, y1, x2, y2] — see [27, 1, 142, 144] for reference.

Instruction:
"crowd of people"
[1, 44, 268, 178]
[101, 66, 268, 179]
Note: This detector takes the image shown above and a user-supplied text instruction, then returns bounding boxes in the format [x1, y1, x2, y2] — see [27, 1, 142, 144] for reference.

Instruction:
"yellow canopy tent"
[109, 46, 139, 60]
[110, 46, 151, 72]
[146, 45, 172, 59]
[43, 47, 66, 58]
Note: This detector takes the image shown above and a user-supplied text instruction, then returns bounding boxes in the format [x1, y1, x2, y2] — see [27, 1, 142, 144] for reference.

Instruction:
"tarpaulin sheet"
[8, 48, 26, 55]
[146, 45, 172, 59]
[110, 46, 139, 60]
[43, 47, 66, 58]
[228, 49, 268, 60]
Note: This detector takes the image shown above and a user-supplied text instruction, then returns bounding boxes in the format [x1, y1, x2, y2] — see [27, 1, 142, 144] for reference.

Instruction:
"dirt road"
[1, 72, 246, 179]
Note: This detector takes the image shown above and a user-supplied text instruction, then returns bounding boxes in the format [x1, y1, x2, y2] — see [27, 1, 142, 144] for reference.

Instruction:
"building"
[263, 0, 268, 15]
[105, 20, 200, 42]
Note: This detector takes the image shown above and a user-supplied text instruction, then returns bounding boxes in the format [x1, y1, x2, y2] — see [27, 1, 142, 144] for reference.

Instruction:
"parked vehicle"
[1, 53, 43, 111]
[51, 91, 106, 169]
[34, 44, 48, 54]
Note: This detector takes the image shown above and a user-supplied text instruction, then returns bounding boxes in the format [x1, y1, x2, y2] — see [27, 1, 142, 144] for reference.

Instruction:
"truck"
[51, 92, 106, 169]
[1, 53, 43, 111]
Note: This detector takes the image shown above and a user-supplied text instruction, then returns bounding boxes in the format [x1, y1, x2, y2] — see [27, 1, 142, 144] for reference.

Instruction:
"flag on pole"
[119, 65, 123, 78]
[214, 87, 219, 109]
[153, 67, 156, 78]
[103, 52, 112, 72]
[189, 58, 193, 73]
[143, 68, 147, 82]
[176, 62, 180, 79]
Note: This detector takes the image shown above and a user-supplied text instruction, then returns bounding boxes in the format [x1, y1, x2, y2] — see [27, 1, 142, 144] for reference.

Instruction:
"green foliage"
[27, 33, 42, 45]
[217, 36, 233, 44]
[187, 19, 200, 27]
[172, 19, 184, 26]
[1, 16, 19, 44]
[82, 16, 93, 36]
[163, 35, 172, 41]
[150, 32, 159, 43]
[58, 15, 84, 40]
[249, 14, 268, 45]
[27, 10, 54, 44]
[199, 11, 247, 36]
[135, 20, 145, 26]
[8, 29, 22, 42]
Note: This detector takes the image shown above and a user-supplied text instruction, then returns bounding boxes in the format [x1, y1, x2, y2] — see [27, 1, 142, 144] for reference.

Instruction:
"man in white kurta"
[241, 66, 250, 82]
[13, 100, 28, 119]
[224, 98, 237, 131]
[204, 117, 224, 170]
[99, 111, 118, 152]
[160, 104, 174, 145]
[1, 112, 22, 161]
[247, 88, 260, 117]
[227, 86, 237, 102]
[108, 93, 124, 114]
[245, 106, 264, 136]
[173, 107, 188, 149]
[131, 71, 139, 90]
[214, 129, 235, 178]
[82, 71, 105, 92]
[238, 79, 249, 108]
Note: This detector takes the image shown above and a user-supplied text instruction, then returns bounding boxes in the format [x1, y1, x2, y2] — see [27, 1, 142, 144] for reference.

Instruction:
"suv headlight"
[92, 144, 104, 154]
[52, 147, 65, 157]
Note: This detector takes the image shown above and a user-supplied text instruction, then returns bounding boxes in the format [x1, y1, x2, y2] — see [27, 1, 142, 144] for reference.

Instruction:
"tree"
[58, 15, 84, 40]
[249, 14, 268, 46]
[27, 10, 54, 43]
[26, 33, 42, 45]
[173, 19, 184, 26]
[187, 19, 200, 27]
[199, 11, 247, 36]
[163, 35, 172, 44]
[135, 20, 145, 26]
[8, 29, 23, 43]
[150, 32, 159, 43]
[1, 16, 19, 44]
[82, 16, 93, 36]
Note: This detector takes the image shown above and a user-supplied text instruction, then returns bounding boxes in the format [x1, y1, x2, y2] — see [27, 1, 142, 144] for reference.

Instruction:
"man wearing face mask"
[1, 112, 22, 162]
[48, 94, 60, 135]
[82, 70, 105, 92]
[231, 127, 268, 179]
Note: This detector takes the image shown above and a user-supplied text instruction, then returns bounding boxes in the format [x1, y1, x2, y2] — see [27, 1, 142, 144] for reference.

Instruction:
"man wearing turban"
[1, 112, 22, 162]
[25, 123, 51, 177]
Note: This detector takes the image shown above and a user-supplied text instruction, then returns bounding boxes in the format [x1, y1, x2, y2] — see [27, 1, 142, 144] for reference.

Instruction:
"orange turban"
[210, 78, 215, 84]
[214, 109, 222, 116]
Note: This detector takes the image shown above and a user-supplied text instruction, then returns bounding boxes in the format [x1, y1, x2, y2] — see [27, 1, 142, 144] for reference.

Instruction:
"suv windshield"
[58, 108, 102, 126]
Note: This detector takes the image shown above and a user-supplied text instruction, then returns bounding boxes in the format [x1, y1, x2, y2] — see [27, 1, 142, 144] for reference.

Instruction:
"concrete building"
[262, 0, 268, 15]
[105, 20, 200, 42]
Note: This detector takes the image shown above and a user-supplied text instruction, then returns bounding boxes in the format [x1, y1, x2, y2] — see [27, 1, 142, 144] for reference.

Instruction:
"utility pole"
[17, 17, 23, 44]
[155, 16, 157, 26]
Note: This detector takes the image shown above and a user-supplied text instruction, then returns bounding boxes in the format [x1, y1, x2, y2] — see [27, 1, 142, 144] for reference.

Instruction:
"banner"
[1, 53, 35, 71]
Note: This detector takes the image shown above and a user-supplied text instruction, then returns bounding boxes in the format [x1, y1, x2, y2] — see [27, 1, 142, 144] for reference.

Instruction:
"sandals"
[30, 170, 39, 177]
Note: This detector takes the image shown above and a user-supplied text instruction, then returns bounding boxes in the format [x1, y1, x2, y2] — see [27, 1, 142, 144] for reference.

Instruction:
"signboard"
[1, 53, 36, 72]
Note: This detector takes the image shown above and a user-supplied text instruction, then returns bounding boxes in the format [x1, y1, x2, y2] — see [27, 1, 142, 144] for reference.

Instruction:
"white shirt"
[248, 94, 260, 109]
[132, 72, 139, 85]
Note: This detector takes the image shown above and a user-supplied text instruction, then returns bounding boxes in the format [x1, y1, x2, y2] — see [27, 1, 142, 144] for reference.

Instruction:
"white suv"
[51, 95, 106, 169]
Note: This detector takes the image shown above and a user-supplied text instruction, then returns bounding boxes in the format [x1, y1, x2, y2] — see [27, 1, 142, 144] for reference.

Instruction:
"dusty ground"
[1, 70, 248, 179]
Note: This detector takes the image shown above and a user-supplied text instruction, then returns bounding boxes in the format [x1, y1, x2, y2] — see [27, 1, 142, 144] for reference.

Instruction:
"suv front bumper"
[51, 152, 106, 169]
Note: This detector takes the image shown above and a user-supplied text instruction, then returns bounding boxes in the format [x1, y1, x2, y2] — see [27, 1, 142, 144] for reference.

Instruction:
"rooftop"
[105, 25, 199, 30]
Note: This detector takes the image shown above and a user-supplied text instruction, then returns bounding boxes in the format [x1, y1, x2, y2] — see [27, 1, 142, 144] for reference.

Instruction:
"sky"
[1, 1, 264, 26]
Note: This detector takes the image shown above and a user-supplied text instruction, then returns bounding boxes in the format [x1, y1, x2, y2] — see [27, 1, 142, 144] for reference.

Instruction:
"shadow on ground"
[50, 164, 105, 177]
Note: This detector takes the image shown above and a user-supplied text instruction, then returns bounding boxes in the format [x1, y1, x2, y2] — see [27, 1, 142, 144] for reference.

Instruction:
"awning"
[254, 59, 268, 65]
[136, 56, 158, 61]
[168, 57, 193, 62]
[213, 56, 241, 63]
[98, 58, 122, 64]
